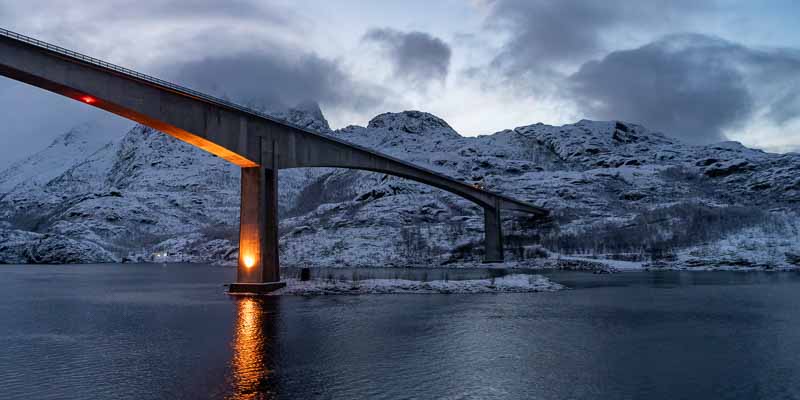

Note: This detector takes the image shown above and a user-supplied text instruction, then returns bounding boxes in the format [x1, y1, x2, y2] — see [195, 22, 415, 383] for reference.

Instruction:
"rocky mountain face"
[1, 106, 799, 269]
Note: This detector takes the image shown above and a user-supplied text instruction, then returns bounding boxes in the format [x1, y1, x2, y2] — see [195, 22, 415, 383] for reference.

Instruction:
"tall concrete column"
[236, 166, 267, 284]
[262, 162, 280, 283]
[483, 203, 504, 263]
[229, 140, 284, 294]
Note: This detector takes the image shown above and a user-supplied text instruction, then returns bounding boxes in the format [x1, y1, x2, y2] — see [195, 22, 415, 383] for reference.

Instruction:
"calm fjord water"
[1, 264, 800, 399]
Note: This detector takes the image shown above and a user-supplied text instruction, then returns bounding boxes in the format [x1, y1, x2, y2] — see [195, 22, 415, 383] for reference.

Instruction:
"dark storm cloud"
[745, 47, 800, 126]
[363, 28, 452, 86]
[482, 0, 713, 81]
[172, 50, 388, 114]
[568, 34, 800, 143]
[767, 92, 800, 126]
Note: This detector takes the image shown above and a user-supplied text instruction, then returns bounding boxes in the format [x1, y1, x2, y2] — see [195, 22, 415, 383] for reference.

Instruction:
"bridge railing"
[0, 27, 547, 214]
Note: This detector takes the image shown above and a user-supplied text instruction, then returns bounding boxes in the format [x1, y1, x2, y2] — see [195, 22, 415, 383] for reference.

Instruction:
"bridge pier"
[483, 204, 504, 263]
[229, 143, 284, 295]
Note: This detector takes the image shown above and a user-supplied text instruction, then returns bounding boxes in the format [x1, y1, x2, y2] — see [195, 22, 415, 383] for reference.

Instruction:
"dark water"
[2, 264, 800, 399]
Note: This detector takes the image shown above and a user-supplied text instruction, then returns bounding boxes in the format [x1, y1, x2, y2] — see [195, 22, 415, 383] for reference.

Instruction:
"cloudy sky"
[1, 0, 799, 168]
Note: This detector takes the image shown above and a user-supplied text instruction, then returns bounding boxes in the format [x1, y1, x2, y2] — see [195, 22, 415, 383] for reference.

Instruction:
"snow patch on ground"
[645, 221, 800, 271]
[556, 255, 644, 271]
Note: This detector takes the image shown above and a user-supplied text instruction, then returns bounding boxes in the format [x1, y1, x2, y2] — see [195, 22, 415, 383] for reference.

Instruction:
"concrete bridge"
[0, 28, 548, 293]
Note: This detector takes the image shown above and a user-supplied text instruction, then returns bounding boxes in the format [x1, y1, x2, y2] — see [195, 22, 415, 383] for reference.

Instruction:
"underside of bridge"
[0, 28, 549, 294]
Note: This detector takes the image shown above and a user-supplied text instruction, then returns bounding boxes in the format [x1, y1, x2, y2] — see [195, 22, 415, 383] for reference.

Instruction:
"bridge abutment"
[483, 204, 504, 263]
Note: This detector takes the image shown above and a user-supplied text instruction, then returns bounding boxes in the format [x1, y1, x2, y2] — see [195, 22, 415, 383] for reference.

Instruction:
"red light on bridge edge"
[80, 95, 96, 104]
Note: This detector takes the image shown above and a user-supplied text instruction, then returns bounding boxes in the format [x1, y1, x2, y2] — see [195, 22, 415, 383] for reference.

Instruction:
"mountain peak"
[293, 100, 326, 121]
[284, 100, 331, 133]
[367, 111, 460, 138]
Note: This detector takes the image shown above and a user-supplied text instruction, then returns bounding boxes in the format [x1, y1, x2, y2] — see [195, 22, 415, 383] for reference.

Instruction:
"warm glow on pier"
[243, 255, 256, 268]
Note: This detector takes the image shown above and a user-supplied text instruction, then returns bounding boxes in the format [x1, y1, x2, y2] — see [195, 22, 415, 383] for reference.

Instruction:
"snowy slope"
[0, 119, 128, 195]
[1, 105, 799, 268]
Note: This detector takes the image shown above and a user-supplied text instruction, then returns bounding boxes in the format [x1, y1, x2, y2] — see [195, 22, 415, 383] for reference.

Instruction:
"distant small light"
[243, 255, 256, 268]
[80, 95, 96, 104]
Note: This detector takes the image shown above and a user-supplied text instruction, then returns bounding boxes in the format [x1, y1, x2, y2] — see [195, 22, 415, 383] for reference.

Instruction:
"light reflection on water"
[229, 298, 279, 400]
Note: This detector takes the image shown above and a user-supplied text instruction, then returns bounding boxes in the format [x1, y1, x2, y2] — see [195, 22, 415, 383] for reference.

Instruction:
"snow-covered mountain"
[1, 105, 799, 269]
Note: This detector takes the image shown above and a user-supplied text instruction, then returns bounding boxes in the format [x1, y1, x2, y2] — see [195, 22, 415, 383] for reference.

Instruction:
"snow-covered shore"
[548, 252, 800, 273]
[270, 274, 564, 295]
[643, 262, 800, 272]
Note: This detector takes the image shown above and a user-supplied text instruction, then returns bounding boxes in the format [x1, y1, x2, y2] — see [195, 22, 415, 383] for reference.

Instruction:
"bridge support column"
[483, 204, 504, 263]
[229, 142, 284, 295]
